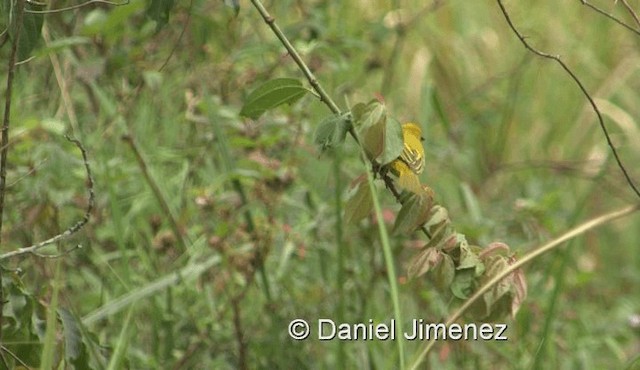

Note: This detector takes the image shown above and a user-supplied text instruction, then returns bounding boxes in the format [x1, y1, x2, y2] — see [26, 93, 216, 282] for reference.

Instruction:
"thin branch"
[230, 297, 247, 370]
[31, 244, 83, 258]
[1, 0, 25, 242]
[250, 0, 434, 241]
[619, 0, 640, 29]
[158, 0, 193, 72]
[498, 0, 640, 200]
[249, 0, 342, 115]
[0, 0, 26, 344]
[0, 136, 95, 261]
[121, 134, 188, 253]
[409, 203, 640, 369]
[580, 0, 640, 36]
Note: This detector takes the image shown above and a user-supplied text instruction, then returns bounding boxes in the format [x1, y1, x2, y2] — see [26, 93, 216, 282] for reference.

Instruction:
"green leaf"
[433, 254, 455, 291]
[240, 78, 309, 119]
[6, 1, 45, 60]
[466, 254, 514, 320]
[352, 100, 386, 129]
[425, 205, 449, 231]
[147, 0, 175, 31]
[420, 205, 455, 249]
[313, 113, 351, 151]
[352, 100, 387, 160]
[344, 175, 373, 224]
[393, 190, 432, 235]
[1, 270, 41, 367]
[59, 308, 91, 370]
[378, 118, 403, 166]
[450, 268, 476, 299]
[457, 238, 484, 276]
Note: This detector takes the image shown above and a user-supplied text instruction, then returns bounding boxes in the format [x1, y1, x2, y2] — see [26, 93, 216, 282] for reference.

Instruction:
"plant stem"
[365, 159, 405, 369]
[250, 0, 341, 115]
[0, 0, 26, 343]
[122, 134, 188, 253]
[409, 203, 640, 370]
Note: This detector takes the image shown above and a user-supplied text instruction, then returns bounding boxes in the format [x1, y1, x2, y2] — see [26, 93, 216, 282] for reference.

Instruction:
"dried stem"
[580, 0, 640, 36]
[409, 203, 640, 369]
[620, 0, 640, 29]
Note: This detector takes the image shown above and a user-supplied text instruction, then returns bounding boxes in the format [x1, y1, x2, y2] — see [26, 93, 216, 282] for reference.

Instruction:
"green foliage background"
[0, 0, 639, 368]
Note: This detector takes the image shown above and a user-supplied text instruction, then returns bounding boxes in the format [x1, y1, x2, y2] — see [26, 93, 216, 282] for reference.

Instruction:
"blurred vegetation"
[0, 0, 639, 368]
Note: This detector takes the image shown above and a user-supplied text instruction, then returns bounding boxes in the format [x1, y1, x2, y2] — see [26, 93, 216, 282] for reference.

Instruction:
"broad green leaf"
[59, 308, 91, 370]
[313, 113, 351, 151]
[421, 205, 453, 250]
[477, 252, 527, 319]
[466, 254, 514, 320]
[344, 175, 373, 224]
[1, 271, 41, 367]
[352, 100, 386, 129]
[240, 78, 309, 119]
[482, 256, 511, 304]
[352, 100, 387, 160]
[457, 238, 484, 275]
[360, 120, 386, 160]
[6, 1, 45, 60]
[147, 0, 175, 30]
[425, 205, 449, 230]
[378, 118, 403, 165]
[393, 190, 432, 235]
[450, 268, 476, 299]
[433, 254, 455, 291]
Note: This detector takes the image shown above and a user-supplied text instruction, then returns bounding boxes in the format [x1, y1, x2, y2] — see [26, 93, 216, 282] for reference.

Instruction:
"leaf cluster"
[241, 81, 527, 321]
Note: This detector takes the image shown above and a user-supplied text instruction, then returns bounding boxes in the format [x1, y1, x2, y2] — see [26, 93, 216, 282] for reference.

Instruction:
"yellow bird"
[390, 122, 425, 193]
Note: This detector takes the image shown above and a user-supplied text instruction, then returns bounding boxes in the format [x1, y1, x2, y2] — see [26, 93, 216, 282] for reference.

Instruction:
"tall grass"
[1, 0, 638, 368]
